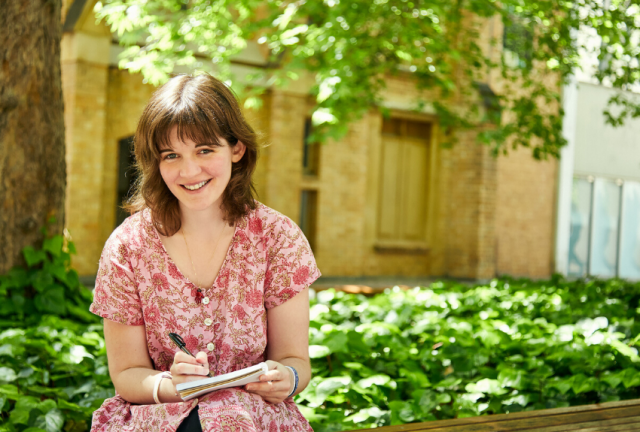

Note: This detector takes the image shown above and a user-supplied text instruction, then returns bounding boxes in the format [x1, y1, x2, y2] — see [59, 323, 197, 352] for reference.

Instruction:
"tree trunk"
[0, 0, 66, 273]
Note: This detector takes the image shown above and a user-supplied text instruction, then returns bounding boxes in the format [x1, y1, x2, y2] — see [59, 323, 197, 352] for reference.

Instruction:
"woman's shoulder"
[244, 201, 299, 237]
[105, 209, 153, 251]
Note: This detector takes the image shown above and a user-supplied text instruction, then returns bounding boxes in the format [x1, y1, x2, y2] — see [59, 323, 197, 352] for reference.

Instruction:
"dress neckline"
[146, 208, 242, 291]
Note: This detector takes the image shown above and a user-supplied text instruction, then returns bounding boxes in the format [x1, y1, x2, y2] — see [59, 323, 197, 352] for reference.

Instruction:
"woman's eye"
[164, 153, 178, 160]
[200, 148, 215, 155]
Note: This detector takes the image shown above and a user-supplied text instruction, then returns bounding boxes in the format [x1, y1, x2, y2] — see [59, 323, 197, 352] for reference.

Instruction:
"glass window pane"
[619, 181, 640, 280]
[590, 178, 621, 278]
[568, 178, 592, 277]
[299, 190, 318, 251]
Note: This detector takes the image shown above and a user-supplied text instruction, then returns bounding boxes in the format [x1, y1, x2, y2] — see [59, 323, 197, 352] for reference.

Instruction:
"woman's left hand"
[244, 360, 293, 404]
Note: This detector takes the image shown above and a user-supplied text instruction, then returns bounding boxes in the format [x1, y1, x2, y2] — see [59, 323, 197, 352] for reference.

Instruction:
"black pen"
[168, 332, 212, 377]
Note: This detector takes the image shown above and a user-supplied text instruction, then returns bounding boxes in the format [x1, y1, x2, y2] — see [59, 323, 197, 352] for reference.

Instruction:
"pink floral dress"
[89, 202, 320, 432]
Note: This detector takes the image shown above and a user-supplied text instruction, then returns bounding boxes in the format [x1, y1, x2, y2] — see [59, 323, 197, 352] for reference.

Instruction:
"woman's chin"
[178, 197, 223, 213]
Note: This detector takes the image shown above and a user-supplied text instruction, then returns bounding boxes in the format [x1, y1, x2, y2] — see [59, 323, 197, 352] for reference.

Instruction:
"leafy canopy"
[95, 0, 640, 159]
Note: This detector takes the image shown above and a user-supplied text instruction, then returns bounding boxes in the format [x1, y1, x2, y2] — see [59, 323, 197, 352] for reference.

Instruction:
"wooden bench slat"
[346, 399, 640, 432]
[576, 424, 640, 432]
[418, 407, 640, 432]
[532, 415, 640, 432]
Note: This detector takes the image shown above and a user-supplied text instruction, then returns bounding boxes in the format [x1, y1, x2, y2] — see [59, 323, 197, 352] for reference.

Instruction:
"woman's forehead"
[156, 124, 222, 150]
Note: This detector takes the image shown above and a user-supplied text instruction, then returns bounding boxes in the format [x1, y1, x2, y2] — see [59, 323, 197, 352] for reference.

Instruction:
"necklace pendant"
[195, 288, 204, 304]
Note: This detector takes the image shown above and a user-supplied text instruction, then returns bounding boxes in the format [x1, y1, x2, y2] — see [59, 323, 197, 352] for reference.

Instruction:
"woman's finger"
[173, 351, 200, 365]
[258, 369, 282, 382]
[245, 384, 289, 404]
[246, 375, 289, 394]
[195, 351, 208, 365]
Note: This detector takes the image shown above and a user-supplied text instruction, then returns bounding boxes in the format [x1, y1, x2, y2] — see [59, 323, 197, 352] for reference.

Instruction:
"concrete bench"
[346, 399, 640, 431]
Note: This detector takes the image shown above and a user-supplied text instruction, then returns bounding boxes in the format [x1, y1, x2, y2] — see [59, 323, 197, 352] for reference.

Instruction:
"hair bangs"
[153, 102, 225, 154]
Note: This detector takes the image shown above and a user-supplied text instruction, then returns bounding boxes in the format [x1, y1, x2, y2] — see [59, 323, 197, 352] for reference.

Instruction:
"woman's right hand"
[169, 351, 210, 388]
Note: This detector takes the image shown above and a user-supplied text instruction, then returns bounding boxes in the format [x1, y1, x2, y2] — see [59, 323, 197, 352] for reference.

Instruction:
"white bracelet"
[284, 366, 299, 398]
[153, 371, 172, 404]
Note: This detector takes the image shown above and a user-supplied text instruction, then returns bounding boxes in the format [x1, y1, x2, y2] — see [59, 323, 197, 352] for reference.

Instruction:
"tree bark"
[0, 0, 66, 273]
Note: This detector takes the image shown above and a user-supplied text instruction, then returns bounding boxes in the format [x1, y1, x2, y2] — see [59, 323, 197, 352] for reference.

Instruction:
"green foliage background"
[301, 279, 640, 430]
[2, 235, 640, 431]
[95, 0, 640, 159]
[0, 231, 113, 432]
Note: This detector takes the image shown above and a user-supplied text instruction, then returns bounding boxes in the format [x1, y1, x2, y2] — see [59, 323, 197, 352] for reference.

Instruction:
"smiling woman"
[88, 74, 320, 432]
[126, 74, 259, 237]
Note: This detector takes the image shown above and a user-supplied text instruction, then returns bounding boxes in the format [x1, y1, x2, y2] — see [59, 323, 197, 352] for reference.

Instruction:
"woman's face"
[159, 126, 245, 214]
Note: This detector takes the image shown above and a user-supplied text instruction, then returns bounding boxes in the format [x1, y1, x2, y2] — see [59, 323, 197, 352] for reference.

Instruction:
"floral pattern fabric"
[89, 202, 320, 432]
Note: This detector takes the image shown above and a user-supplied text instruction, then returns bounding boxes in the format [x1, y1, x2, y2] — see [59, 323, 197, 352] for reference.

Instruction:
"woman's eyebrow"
[158, 148, 174, 154]
[195, 141, 222, 147]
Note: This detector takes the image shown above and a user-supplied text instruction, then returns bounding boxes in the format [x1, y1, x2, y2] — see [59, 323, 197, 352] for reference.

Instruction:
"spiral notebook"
[176, 362, 269, 400]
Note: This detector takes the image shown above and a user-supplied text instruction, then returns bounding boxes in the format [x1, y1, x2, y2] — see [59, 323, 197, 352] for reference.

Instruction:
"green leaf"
[43, 236, 64, 258]
[345, 406, 386, 423]
[0, 384, 19, 398]
[34, 408, 65, 432]
[56, 399, 83, 412]
[601, 372, 622, 389]
[34, 287, 66, 315]
[37, 399, 57, 413]
[465, 379, 507, 396]
[23, 246, 47, 267]
[609, 340, 640, 362]
[571, 374, 599, 394]
[498, 369, 526, 390]
[389, 400, 414, 425]
[620, 368, 640, 389]
[325, 332, 348, 353]
[308, 345, 331, 358]
[357, 375, 391, 389]
[315, 376, 351, 402]
[67, 241, 77, 255]
[477, 329, 501, 347]
[10, 395, 39, 425]
[0, 367, 17, 382]
[412, 389, 438, 414]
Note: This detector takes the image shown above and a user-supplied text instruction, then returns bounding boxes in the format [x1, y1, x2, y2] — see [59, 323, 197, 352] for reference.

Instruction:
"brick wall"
[496, 148, 558, 277]
[102, 69, 156, 245]
[62, 59, 109, 274]
[61, 5, 559, 279]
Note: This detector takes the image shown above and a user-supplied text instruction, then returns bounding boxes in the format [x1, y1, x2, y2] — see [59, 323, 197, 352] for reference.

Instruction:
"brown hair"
[124, 73, 258, 236]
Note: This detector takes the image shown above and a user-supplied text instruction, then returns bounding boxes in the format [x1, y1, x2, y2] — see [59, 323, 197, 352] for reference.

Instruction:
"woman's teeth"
[183, 180, 209, 191]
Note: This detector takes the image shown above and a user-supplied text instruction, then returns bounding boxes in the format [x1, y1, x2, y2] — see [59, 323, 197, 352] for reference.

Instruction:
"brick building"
[61, 0, 558, 281]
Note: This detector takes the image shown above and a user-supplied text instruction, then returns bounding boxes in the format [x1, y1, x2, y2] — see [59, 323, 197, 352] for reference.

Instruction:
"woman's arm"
[104, 319, 209, 404]
[245, 287, 311, 403]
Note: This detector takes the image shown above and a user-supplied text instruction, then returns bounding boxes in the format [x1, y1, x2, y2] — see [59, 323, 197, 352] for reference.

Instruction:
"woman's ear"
[232, 141, 246, 163]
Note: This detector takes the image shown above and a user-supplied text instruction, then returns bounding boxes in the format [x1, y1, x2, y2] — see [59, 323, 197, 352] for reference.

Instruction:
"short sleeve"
[264, 216, 321, 309]
[89, 230, 144, 325]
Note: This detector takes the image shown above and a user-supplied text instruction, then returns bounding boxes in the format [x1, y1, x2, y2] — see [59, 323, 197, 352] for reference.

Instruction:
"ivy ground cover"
[298, 278, 640, 431]
[2, 258, 640, 431]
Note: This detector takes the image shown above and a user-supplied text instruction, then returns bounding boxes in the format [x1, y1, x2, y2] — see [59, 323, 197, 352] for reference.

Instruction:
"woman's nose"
[179, 157, 201, 177]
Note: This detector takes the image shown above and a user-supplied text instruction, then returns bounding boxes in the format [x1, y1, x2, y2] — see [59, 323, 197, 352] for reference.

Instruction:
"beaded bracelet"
[284, 366, 299, 398]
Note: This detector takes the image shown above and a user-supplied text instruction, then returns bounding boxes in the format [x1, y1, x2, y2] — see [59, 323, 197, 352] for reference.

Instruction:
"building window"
[115, 136, 137, 227]
[503, 13, 533, 68]
[302, 118, 320, 177]
[376, 118, 431, 249]
[568, 176, 640, 279]
[299, 190, 318, 251]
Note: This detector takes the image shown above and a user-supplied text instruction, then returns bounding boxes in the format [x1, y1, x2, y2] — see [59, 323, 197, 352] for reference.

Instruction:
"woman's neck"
[178, 203, 229, 239]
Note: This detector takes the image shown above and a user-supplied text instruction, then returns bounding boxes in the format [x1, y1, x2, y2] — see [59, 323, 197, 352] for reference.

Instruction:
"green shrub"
[0, 227, 114, 432]
[297, 278, 640, 431]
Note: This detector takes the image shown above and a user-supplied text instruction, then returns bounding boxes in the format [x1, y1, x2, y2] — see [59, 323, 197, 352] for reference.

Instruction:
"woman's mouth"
[181, 179, 211, 191]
